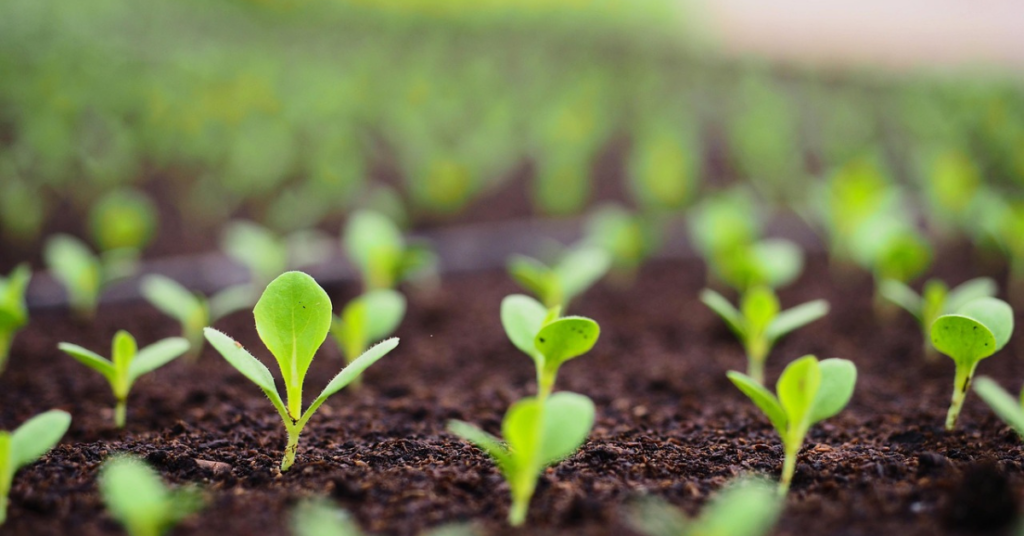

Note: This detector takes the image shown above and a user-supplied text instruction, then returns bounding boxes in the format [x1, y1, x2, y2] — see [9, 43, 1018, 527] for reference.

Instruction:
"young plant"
[584, 204, 660, 284]
[500, 294, 601, 399]
[58, 331, 189, 427]
[100, 456, 203, 536]
[702, 286, 829, 384]
[0, 410, 71, 526]
[629, 477, 781, 536]
[88, 188, 158, 277]
[930, 297, 1015, 430]
[973, 376, 1024, 440]
[221, 221, 334, 289]
[728, 355, 857, 493]
[0, 264, 31, 373]
[448, 391, 595, 526]
[204, 271, 398, 471]
[343, 210, 437, 291]
[44, 234, 104, 318]
[507, 244, 611, 312]
[291, 498, 477, 536]
[140, 274, 256, 359]
[880, 277, 997, 359]
[330, 289, 406, 365]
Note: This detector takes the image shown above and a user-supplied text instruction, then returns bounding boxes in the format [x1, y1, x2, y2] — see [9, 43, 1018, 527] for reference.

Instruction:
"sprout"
[291, 498, 477, 536]
[0, 410, 71, 526]
[702, 287, 829, 384]
[43, 234, 107, 318]
[880, 277, 997, 359]
[140, 275, 255, 359]
[221, 220, 333, 289]
[89, 188, 158, 255]
[58, 331, 189, 427]
[626, 121, 698, 211]
[204, 271, 398, 471]
[507, 245, 610, 312]
[728, 355, 857, 493]
[930, 297, 1015, 430]
[448, 391, 595, 526]
[100, 456, 203, 536]
[629, 478, 782, 536]
[584, 204, 660, 284]
[330, 289, 406, 365]
[0, 264, 31, 374]
[500, 294, 601, 399]
[851, 214, 933, 286]
[344, 210, 437, 292]
[973, 376, 1024, 440]
[814, 155, 899, 265]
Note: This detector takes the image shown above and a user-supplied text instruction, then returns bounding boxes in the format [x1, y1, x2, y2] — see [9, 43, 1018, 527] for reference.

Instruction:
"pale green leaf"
[957, 297, 1014, 351]
[502, 397, 543, 474]
[808, 358, 857, 425]
[291, 499, 363, 536]
[139, 275, 203, 325]
[878, 279, 922, 320]
[204, 328, 281, 402]
[727, 371, 787, 435]
[537, 392, 594, 465]
[931, 315, 998, 367]
[766, 300, 829, 342]
[944, 278, 998, 313]
[254, 271, 332, 388]
[741, 286, 780, 335]
[555, 245, 610, 303]
[776, 356, 821, 428]
[112, 330, 137, 373]
[0, 264, 30, 329]
[313, 338, 398, 403]
[752, 239, 803, 289]
[208, 284, 257, 321]
[973, 376, 1024, 439]
[221, 220, 288, 284]
[10, 410, 71, 470]
[534, 317, 600, 371]
[508, 255, 555, 304]
[362, 290, 406, 342]
[344, 210, 403, 282]
[690, 478, 781, 536]
[58, 342, 115, 380]
[447, 420, 511, 470]
[128, 337, 189, 385]
[700, 289, 745, 337]
[44, 234, 101, 312]
[628, 497, 689, 536]
[500, 294, 548, 357]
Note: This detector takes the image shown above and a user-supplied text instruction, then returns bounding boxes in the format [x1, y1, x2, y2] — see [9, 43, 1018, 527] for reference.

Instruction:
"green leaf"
[447, 420, 511, 469]
[221, 221, 288, 284]
[931, 315, 998, 366]
[765, 300, 829, 342]
[362, 290, 406, 342]
[0, 264, 30, 329]
[396, 243, 438, 284]
[10, 410, 71, 470]
[741, 286, 780, 335]
[100, 456, 202, 536]
[128, 337, 189, 385]
[500, 294, 548, 357]
[878, 279, 922, 320]
[555, 245, 610, 304]
[537, 392, 594, 465]
[534, 317, 600, 371]
[690, 478, 781, 536]
[44, 234, 101, 313]
[139, 275, 203, 326]
[204, 328, 282, 402]
[808, 358, 857, 425]
[291, 499, 363, 536]
[313, 338, 398, 403]
[751, 239, 803, 289]
[628, 497, 690, 536]
[344, 210, 404, 286]
[700, 289, 746, 337]
[973, 376, 1024, 439]
[508, 255, 555, 305]
[88, 189, 157, 252]
[111, 330, 137, 374]
[253, 271, 332, 392]
[727, 371, 787, 435]
[776, 356, 821, 430]
[503, 397, 543, 474]
[957, 298, 1014, 351]
[208, 284, 257, 321]
[57, 342, 115, 380]
[945, 278, 998, 313]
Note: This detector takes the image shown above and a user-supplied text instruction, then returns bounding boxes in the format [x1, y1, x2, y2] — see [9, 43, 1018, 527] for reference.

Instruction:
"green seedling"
[814, 155, 899, 265]
[0, 264, 31, 373]
[501, 294, 601, 399]
[880, 277, 997, 359]
[89, 188, 158, 256]
[689, 188, 760, 264]
[584, 204, 660, 284]
[330, 289, 406, 365]
[343, 210, 437, 291]
[629, 477, 782, 536]
[702, 287, 829, 384]
[221, 221, 334, 290]
[728, 355, 857, 493]
[100, 456, 203, 536]
[0, 410, 71, 526]
[43, 234, 108, 318]
[930, 297, 1014, 430]
[291, 498, 477, 536]
[448, 391, 595, 526]
[58, 331, 189, 427]
[507, 245, 611, 311]
[140, 275, 256, 359]
[204, 271, 398, 471]
[973, 376, 1024, 440]
[626, 122, 698, 211]
[711, 239, 804, 293]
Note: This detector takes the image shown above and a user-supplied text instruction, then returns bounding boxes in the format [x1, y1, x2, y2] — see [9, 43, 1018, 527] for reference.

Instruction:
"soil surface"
[3, 253, 1024, 536]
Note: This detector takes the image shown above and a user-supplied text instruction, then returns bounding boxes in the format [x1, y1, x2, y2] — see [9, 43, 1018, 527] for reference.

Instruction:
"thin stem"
[114, 399, 127, 428]
[946, 363, 978, 431]
[508, 476, 537, 526]
[508, 495, 529, 526]
[0, 493, 7, 525]
[778, 439, 801, 495]
[0, 330, 12, 374]
[537, 367, 556, 401]
[281, 425, 301, 472]
[746, 338, 768, 385]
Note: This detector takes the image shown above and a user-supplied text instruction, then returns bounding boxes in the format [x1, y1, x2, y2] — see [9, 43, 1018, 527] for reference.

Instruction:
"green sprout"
[930, 297, 1014, 430]
[343, 210, 437, 291]
[89, 188, 158, 262]
[880, 277, 997, 359]
[100, 456, 203, 536]
[584, 204, 660, 284]
[626, 121, 699, 212]
[291, 498, 477, 536]
[629, 477, 782, 536]
[973, 376, 1024, 440]
[221, 221, 334, 291]
[204, 271, 398, 471]
[330, 289, 406, 365]
[43, 234, 108, 318]
[58, 331, 189, 428]
[0, 264, 31, 374]
[0, 410, 71, 526]
[448, 391, 595, 526]
[140, 275, 255, 359]
[500, 294, 601, 399]
[507, 244, 610, 312]
[702, 286, 829, 385]
[814, 155, 899, 265]
[851, 214, 933, 286]
[728, 355, 857, 493]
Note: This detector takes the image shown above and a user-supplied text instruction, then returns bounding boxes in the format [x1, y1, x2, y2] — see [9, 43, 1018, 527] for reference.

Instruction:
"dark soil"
[4, 253, 1024, 536]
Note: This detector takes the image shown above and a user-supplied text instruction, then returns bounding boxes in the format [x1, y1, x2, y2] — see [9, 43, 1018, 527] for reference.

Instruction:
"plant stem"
[946, 363, 978, 430]
[778, 440, 800, 495]
[281, 426, 301, 472]
[0, 494, 7, 525]
[537, 368, 556, 401]
[114, 399, 127, 428]
[0, 330, 11, 374]
[746, 339, 768, 385]
[508, 479, 536, 526]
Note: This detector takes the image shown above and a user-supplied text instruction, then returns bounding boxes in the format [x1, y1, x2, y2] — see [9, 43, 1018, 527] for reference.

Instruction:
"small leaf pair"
[0, 264, 31, 373]
[448, 392, 595, 526]
[330, 289, 406, 365]
[59, 332, 189, 427]
[501, 294, 601, 398]
[507, 244, 611, 312]
[702, 287, 829, 384]
[728, 355, 857, 493]
[344, 210, 437, 291]
[880, 277, 997, 359]
[0, 410, 71, 526]
[205, 271, 398, 471]
[629, 477, 782, 536]
[930, 297, 1014, 430]
[709, 239, 804, 293]
[100, 456, 203, 536]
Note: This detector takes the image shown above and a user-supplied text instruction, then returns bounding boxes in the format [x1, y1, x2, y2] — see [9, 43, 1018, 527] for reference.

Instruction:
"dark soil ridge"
[3, 254, 1024, 536]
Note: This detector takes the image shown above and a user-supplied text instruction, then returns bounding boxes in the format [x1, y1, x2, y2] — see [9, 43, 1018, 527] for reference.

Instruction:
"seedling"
[0, 264, 31, 373]
[0, 410, 71, 526]
[140, 275, 256, 359]
[448, 391, 595, 526]
[880, 277, 997, 359]
[507, 245, 611, 311]
[711, 239, 804, 293]
[629, 477, 781, 536]
[626, 122, 698, 211]
[973, 376, 1024, 440]
[221, 221, 334, 289]
[931, 297, 1014, 430]
[584, 204, 660, 284]
[204, 271, 398, 471]
[100, 456, 203, 536]
[343, 210, 437, 291]
[291, 498, 477, 536]
[728, 355, 857, 493]
[702, 287, 829, 384]
[44, 234, 104, 318]
[58, 331, 189, 427]
[501, 294, 601, 398]
[330, 289, 406, 365]
[89, 188, 158, 256]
